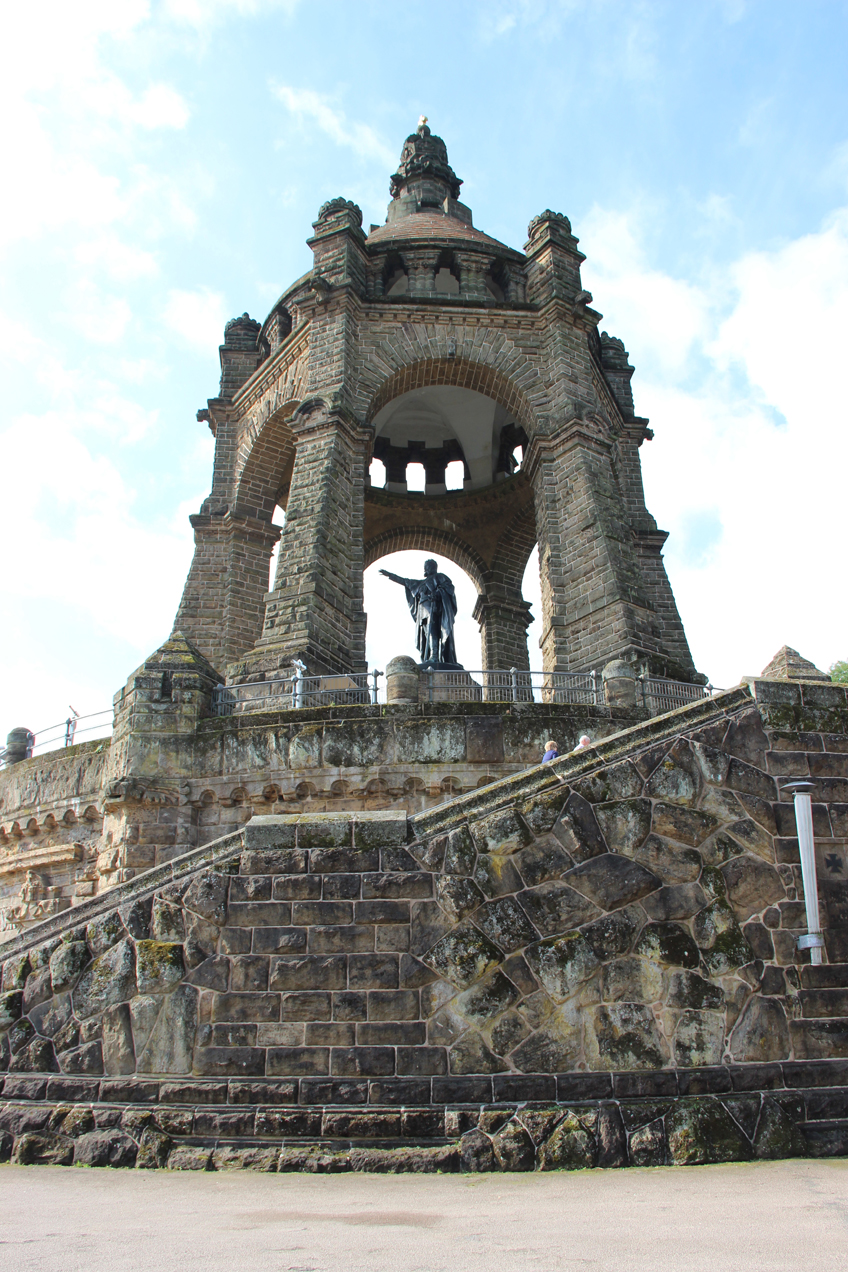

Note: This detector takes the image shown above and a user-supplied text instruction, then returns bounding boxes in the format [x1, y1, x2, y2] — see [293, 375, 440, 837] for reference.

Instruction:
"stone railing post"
[5, 728, 34, 765]
[602, 659, 637, 709]
[386, 656, 420, 704]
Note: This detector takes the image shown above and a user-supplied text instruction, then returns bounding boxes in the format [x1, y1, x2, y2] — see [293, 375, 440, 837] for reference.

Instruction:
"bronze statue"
[380, 558, 463, 668]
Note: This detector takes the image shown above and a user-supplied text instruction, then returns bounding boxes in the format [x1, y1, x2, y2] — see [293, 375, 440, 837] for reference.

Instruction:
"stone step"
[799, 1119, 848, 1158]
[799, 964, 848, 991]
[799, 988, 848, 1018]
[788, 1018, 848, 1060]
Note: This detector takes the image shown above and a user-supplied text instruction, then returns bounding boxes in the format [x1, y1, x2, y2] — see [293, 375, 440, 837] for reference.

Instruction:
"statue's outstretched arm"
[379, 569, 409, 587]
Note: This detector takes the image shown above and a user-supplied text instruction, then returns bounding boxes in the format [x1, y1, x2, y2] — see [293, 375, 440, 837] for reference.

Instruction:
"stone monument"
[380, 558, 462, 668]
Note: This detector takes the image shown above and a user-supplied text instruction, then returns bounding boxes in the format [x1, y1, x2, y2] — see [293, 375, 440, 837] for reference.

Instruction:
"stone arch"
[488, 496, 538, 594]
[364, 526, 488, 592]
[232, 403, 298, 521]
[361, 354, 545, 439]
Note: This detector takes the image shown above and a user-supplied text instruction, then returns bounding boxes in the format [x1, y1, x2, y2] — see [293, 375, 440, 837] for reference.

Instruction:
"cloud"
[164, 287, 228, 353]
[271, 84, 396, 168]
[579, 199, 848, 685]
[581, 206, 712, 377]
[163, 0, 299, 26]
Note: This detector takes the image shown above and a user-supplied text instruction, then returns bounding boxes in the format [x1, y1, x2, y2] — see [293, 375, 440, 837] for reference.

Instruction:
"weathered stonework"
[2, 683, 847, 1171]
[172, 121, 696, 683]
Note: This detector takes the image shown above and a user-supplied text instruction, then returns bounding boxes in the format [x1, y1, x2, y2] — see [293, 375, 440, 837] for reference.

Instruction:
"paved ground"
[1, 1160, 847, 1272]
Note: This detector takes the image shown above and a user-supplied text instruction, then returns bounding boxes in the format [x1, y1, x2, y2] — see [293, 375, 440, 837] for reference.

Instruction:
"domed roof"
[367, 212, 517, 256]
[374, 118, 523, 260]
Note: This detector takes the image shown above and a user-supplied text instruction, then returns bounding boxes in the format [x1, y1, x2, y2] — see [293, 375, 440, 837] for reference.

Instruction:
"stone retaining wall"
[2, 680, 847, 1170]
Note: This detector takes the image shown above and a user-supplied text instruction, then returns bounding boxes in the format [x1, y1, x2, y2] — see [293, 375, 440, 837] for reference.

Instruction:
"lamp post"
[782, 780, 825, 966]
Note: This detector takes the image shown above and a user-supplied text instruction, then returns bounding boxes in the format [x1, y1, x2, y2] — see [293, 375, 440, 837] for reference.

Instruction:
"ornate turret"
[386, 116, 473, 226]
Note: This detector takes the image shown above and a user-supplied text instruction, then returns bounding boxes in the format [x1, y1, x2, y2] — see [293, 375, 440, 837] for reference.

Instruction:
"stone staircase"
[791, 963, 848, 1157]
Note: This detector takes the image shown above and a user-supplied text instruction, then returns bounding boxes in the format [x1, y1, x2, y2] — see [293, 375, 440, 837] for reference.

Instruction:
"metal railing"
[638, 677, 714, 715]
[26, 710, 113, 758]
[420, 668, 599, 705]
[213, 668, 383, 717]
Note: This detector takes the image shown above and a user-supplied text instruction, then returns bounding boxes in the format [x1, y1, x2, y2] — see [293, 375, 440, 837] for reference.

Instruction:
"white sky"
[1, 0, 847, 744]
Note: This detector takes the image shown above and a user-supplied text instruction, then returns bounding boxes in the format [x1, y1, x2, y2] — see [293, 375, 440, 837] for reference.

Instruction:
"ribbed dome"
[368, 212, 516, 255]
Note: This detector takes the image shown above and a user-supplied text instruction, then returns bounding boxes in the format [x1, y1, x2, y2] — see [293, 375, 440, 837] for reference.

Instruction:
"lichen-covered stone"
[666, 970, 724, 1011]
[102, 1004, 135, 1076]
[473, 853, 523, 899]
[49, 942, 90, 993]
[539, 1111, 596, 1170]
[443, 826, 477, 875]
[181, 873, 229, 929]
[12, 1132, 74, 1166]
[151, 899, 185, 943]
[586, 1003, 670, 1071]
[596, 1103, 627, 1168]
[554, 794, 608, 863]
[0, 991, 23, 1030]
[455, 969, 517, 1026]
[490, 1009, 530, 1055]
[644, 745, 700, 807]
[525, 933, 600, 1001]
[565, 854, 660, 911]
[73, 939, 137, 1020]
[86, 913, 125, 957]
[136, 1125, 172, 1168]
[511, 1014, 581, 1073]
[459, 1128, 496, 1172]
[491, 1119, 536, 1170]
[424, 922, 503, 989]
[635, 922, 700, 968]
[601, 956, 663, 1005]
[135, 941, 186, 994]
[473, 896, 537, 951]
[720, 856, 784, 921]
[435, 876, 484, 922]
[469, 807, 532, 856]
[753, 1097, 806, 1159]
[642, 882, 708, 922]
[74, 1130, 138, 1168]
[594, 800, 652, 855]
[693, 900, 753, 975]
[630, 835, 702, 884]
[515, 835, 574, 886]
[29, 993, 72, 1040]
[1, 954, 31, 993]
[651, 804, 720, 847]
[581, 906, 642, 961]
[449, 1031, 508, 1074]
[518, 882, 600, 937]
[628, 1118, 665, 1167]
[22, 967, 53, 1011]
[136, 984, 198, 1074]
[729, 996, 790, 1063]
[666, 1100, 751, 1165]
[574, 761, 643, 804]
[672, 1009, 724, 1066]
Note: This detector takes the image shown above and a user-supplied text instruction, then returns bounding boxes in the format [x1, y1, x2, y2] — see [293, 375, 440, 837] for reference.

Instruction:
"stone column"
[173, 513, 280, 674]
[406, 250, 440, 297]
[5, 728, 34, 765]
[456, 252, 491, 301]
[386, 655, 420, 704]
[243, 401, 369, 677]
[602, 659, 638, 708]
[474, 589, 533, 671]
[526, 420, 653, 673]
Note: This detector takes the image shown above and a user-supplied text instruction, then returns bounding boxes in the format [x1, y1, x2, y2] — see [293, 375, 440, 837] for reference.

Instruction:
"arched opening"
[268, 504, 286, 591]
[522, 544, 543, 674]
[364, 550, 481, 672]
[383, 251, 408, 297]
[369, 456, 387, 488]
[434, 249, 460, 295]
[372, 386, 523, 492]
